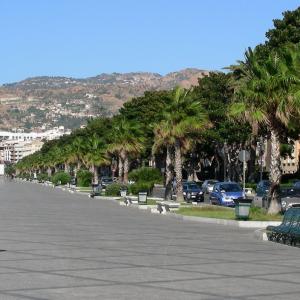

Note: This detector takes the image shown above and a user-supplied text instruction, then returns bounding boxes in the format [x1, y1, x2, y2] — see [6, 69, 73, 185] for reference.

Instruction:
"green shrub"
[37, 173, 49, 182]
[128, 167, 163, 184]
[105, 183, 128, 196]
[129, 181, 153, 195]
[245, 183, 257, 190]
[77, 169, 93, 187]
[51, 172, 71, 185]
[20, 173, 30, 180]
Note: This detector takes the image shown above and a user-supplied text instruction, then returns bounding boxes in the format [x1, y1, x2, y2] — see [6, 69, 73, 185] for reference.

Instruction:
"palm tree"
[108, 118, 144, 184]
[153, 121, 174, 200]
[155, 87, 210, 202]
[230, 44, 300, 214]
[70, 136, 86, 176]
[82, 133, 109, 184]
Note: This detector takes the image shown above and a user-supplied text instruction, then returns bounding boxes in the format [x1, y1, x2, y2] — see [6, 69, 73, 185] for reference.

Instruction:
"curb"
[253, 229, 269, 241]
[156, 213, 281, 228]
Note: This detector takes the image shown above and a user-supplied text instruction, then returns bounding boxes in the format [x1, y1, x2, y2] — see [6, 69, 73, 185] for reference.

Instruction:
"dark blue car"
[183, 182, 204, 202]
[209, 182, 243, 207]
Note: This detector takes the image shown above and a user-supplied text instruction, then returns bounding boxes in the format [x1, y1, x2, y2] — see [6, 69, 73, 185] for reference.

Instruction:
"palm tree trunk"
[47, 167, 52, 178]
[123, 154, 129, 185]
[174, 139, 184, 202]
[118, 155, 123, 183]
[268, 128, 282, 214]
[165, 145, 173, 200]
[64, 163, 69, 174]
[93, 165, 98, 184]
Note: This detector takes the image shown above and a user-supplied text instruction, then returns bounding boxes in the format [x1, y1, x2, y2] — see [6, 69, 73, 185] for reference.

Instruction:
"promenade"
[0, 178, 299, 299]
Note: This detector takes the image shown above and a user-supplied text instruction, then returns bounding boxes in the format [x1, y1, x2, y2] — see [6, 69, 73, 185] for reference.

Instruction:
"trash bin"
[234, 198, 253, 220]
[91, 184, 101, 197]
[120, 189, 127, 197]
[138, 192, 147, 204]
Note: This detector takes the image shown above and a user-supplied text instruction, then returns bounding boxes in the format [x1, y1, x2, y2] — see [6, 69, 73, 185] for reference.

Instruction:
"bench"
[266, 207, 300, 245]
[124, 197, 138, 206]
[157, 201, 180, 214]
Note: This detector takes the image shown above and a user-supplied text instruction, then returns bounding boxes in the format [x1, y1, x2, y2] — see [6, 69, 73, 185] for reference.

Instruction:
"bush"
[51, 172, 71, 185]
[129, 181, 153, 195]
[77, 169, 93, 187]
[105, 183, 128, 196]
[128, 167, 163, 184]
[37, 173, 49, 182]
[245, 183, 257, 190]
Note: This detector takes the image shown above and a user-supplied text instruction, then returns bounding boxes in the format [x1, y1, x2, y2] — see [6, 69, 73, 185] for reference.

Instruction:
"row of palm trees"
[16, 87, 207, 203]
[16, 44, 300, 214]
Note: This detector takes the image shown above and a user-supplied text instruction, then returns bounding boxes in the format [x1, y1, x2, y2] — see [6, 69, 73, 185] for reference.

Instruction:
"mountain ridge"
[0, 68, 210, 130]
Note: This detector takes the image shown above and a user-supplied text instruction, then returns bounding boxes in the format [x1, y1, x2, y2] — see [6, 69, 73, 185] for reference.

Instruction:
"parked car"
[209, 182, 243, 207]
[256, 180, 270, 197]
[100, 177, 113, 188]
[202, 180, 219, 194]
[280, 188, 300, 212]
[253, 180, 271, 208]
[183, 182, 204, 202]
[292, 180, 300, 191]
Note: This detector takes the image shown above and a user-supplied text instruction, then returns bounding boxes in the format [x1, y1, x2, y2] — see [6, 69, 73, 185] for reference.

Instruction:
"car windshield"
[261, 181, 270, 187]
[219, 184, 242, 192]
[207, 181, 217, 185]
[102, 178, 112, 182]
[188, 184, 199, 189]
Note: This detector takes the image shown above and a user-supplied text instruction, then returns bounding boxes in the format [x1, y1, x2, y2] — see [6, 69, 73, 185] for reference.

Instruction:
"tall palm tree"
[71, 136, 86, 176]
[156, 87, 210, 202]
[82, 133, 109, 184]
[153, 121, 174, 200]
[230, 44, 300, 214]
[108, 118, 144, 184]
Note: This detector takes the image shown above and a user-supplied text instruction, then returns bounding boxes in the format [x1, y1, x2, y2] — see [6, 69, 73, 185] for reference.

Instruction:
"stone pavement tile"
[0, 293, 31, 300]
[53, 266, 220, 283]
[91, 253, 207, 267]
[161, 260, 299, 277]
[246, 291, 300, 300]
[0, 272, 105, 291]
[15, 284, 220, 300]
[143, 276, 300, 299]
[0, 258, 130, 272]
[253, 272, 300, 284]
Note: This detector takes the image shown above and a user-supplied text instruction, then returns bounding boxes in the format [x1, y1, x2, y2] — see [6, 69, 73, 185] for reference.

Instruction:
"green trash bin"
[234, 198, 253, 220]
[138, 192, 147, 204]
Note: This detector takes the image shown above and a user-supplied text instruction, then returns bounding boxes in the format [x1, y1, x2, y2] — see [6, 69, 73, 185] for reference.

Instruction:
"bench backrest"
[283, 208, 300, 226]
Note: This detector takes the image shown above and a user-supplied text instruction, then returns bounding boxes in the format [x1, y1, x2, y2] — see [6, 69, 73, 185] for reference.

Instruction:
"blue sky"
[0, 0, 299, 84]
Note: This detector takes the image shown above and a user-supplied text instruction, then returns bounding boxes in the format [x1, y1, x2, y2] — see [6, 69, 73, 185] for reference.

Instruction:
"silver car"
[202, 180, 219, 194]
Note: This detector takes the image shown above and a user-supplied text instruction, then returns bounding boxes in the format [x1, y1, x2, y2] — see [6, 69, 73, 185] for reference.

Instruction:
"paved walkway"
[0, 178, 299, 299]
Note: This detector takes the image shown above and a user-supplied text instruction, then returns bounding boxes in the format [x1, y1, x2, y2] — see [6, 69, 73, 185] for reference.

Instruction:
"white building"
[0, 126, 71, 164]
[0, 126, 70, 142]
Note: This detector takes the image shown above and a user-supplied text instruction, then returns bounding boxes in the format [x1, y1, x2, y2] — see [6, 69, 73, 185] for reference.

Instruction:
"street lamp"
[259, 136, 265, 181]
[223, 140, 228, 181]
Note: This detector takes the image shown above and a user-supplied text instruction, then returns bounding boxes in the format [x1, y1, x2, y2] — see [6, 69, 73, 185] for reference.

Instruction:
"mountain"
[0, 68, 209, 131]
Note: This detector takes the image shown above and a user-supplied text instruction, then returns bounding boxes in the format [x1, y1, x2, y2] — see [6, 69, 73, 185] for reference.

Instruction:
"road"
[0, 178, 299, 299]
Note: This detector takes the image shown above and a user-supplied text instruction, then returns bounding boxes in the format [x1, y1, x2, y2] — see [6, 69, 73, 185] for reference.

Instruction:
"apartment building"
[0, 126, 70, 164]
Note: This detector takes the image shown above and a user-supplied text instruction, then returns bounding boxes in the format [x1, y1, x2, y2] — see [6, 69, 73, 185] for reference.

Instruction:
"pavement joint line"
[0, 290, 50, 300]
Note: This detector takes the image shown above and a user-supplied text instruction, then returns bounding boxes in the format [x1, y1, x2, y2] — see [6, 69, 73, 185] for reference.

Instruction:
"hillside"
[0, 68, 209, 130]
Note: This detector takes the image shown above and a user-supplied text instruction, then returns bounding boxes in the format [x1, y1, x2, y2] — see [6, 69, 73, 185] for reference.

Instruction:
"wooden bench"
[157, 201, 180, 214]
[266, 207, 300, 245]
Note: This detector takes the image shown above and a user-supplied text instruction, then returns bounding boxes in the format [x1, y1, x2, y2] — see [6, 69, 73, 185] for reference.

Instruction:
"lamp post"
[223, 140, 228, 181]
[259, 136, 264, 181]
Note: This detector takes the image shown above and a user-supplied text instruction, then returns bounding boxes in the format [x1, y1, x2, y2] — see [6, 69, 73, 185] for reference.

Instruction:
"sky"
[0, 0, 299, 84]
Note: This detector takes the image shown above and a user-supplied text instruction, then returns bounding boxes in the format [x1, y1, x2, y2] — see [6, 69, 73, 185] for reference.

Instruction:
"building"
[0, 126, 70, 164]
[281, 140, 300, 175]
[263, 139, 300, 175]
